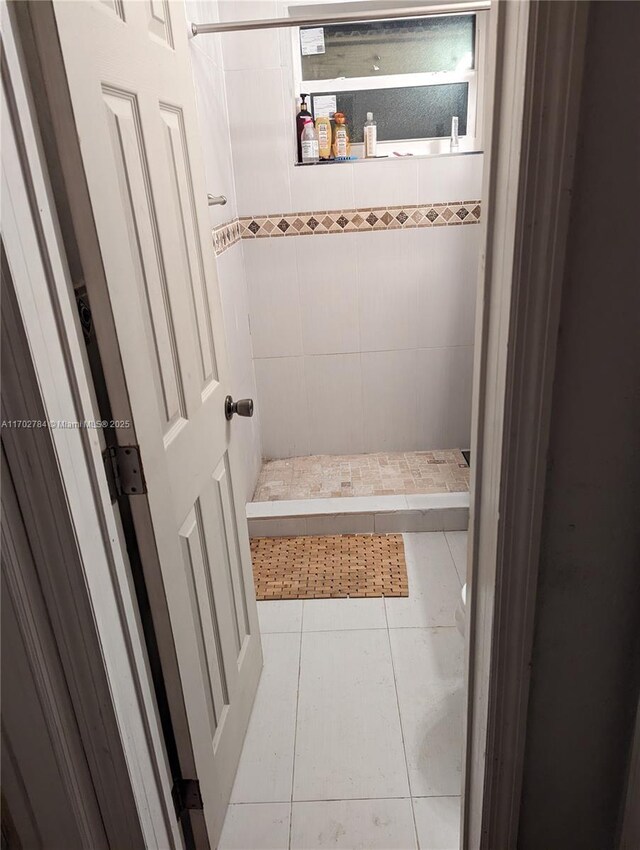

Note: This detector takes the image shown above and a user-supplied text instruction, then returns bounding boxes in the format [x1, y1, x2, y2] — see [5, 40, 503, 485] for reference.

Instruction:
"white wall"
[191, 0, 484, 463]
[219, 1, 483, 459]
[247, 208, 482, 458]
[219, 0, 483, 215]
[186, 0, 263, 498]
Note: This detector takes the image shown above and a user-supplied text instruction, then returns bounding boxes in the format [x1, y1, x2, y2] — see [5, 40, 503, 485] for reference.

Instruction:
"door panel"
[179, 501, 229, 735]
[214, 456, 251, 649]
[99, 0, 125, 23]
[158, 103, 218, 388]
[148, 0, 173, 47]
[101, 87, 187, 430]
[49, 1, 262, 844]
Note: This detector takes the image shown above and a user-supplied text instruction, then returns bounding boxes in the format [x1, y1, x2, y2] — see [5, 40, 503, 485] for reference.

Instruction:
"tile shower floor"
[219, 531, 467, 850]
[252, 450, 470, 502]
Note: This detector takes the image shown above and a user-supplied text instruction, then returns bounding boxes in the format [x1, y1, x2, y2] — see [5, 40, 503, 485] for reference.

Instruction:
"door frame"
[4, 0, 595, 846]
[463, 1, 589, 846]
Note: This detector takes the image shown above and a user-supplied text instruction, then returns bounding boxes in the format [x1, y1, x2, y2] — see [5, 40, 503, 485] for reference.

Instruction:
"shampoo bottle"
[301, 118, 319, 164]
[364, 112, 377, 157]
[316, 115, 332, 160]
[332, 112, 351, 159]
[296, 94, 312, 162]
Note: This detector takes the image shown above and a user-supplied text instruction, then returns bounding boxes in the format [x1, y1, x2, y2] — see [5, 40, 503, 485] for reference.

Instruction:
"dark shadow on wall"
[517, 3, 640, 849]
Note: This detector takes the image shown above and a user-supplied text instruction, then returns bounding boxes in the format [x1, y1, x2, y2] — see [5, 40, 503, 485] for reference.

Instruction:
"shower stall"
[189, 0, 485, 533]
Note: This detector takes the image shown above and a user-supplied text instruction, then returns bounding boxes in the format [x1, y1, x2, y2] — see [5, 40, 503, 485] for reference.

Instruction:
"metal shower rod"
[190, 2, 491, 36]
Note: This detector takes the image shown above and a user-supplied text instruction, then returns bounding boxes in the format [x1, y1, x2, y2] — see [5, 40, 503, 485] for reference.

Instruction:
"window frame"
[290, 9, 487, 156]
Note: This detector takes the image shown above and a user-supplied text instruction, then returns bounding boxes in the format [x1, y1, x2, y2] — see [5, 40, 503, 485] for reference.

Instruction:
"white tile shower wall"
[305, 354, 364, 455]
[417, 151, 484, 204]
[219, 1, 281, 72]
[225, 67, 293, 215]
[248, 223, 481, 458]
[186, 1, 235, 229]
[245, 238, 303, 358]
[414, 226, 480, 349]
[219, 1, 483, 218]
[298, 235, 359, 355]
[357, 230, 419, 352]
[186, 0, 262, 499]
[352, 158, 420, 208]
[290, 161, 356, 213]
[219, 0, 483, 458]
[253, 357, 309, 459]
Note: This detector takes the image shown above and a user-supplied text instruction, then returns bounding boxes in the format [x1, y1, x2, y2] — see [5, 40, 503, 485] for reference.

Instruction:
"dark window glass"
[301, 15, 475, 80]
[310, 83, 468, 143]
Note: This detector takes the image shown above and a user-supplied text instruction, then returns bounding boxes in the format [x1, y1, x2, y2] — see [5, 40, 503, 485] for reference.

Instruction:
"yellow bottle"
[332, 112, 351, 159]
[316, 115, 332, 160]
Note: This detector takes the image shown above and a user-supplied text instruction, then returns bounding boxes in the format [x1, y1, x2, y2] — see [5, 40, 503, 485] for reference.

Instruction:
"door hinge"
[172, 778, 203, 819]
[102, 445, 147, 498]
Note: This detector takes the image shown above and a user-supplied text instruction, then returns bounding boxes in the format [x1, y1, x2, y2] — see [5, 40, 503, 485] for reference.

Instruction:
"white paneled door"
[50, 1, 261, 845]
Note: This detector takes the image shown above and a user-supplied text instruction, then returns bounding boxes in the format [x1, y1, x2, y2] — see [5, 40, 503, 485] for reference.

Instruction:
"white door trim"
[463, 1, 589, 846]
[1, 7, 181, 847]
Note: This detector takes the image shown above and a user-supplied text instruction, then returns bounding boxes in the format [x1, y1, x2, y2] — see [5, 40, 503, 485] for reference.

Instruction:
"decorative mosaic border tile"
[241, 201, 481, 240]
[212, 201, 481, 255]
[212, 218, 242, 255]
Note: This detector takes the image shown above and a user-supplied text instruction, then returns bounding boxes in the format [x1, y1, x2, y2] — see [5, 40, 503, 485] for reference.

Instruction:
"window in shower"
[292, 9, 487, 155]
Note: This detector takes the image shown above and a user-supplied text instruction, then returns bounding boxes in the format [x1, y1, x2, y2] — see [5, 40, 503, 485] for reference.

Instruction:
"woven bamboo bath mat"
[250, 534, 408, 601]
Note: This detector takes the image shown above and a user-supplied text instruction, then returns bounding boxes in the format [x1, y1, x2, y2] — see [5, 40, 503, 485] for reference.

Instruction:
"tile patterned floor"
[252, 450, 470, 502]
[219, 531, 468, 850]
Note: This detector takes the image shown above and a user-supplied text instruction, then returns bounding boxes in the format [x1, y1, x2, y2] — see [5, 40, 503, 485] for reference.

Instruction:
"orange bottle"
[332, 112, 351, 159]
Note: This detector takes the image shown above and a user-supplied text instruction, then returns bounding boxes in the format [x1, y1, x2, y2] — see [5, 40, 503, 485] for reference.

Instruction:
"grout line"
[301, 625, 387, 633]
[383, 600, 421, 850]
[260, 624, 458, 635]
[249, 344, 476, 360]
[411, 794, 462, 799]
[227, 793, 461, 806]
[287, 605, 304, 849]
[443, 530, 465, 589]
[286, 795, 419, 804]
[386, 624, 458, 631]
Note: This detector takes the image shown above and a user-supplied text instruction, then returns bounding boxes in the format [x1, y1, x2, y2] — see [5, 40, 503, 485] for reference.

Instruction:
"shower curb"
[246, 492, 469, 537]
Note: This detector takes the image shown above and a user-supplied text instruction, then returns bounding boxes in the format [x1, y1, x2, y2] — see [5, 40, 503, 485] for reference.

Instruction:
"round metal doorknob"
[225, 395, 254, 420]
